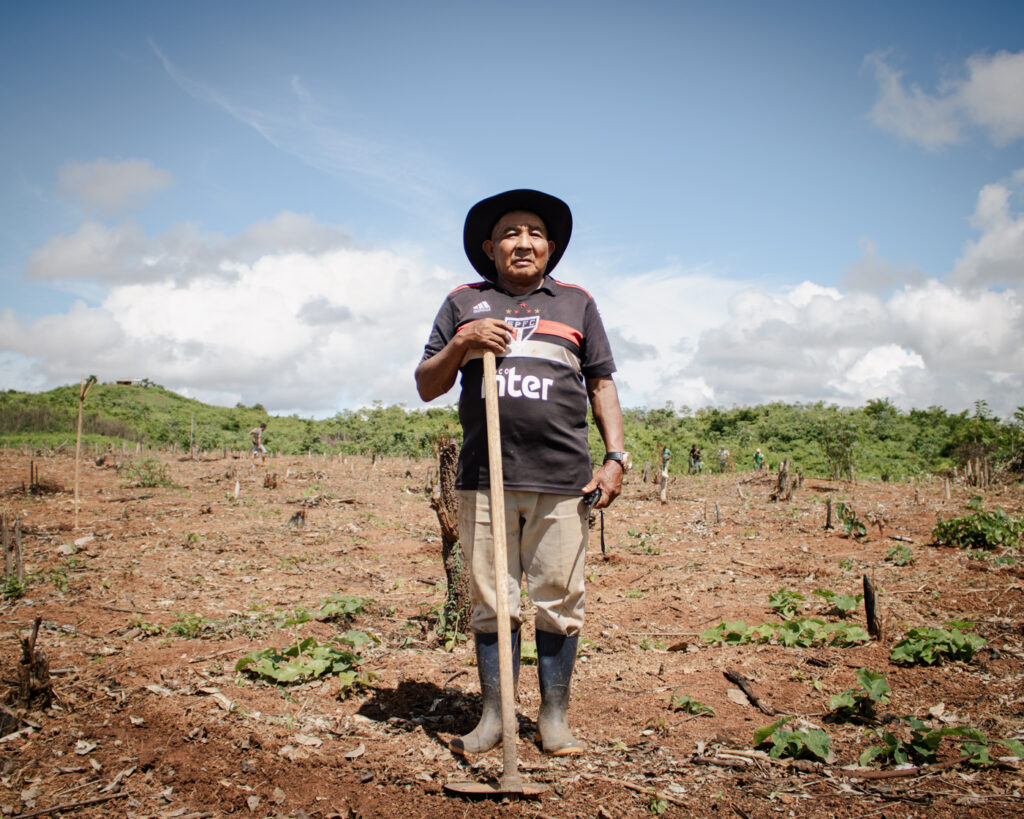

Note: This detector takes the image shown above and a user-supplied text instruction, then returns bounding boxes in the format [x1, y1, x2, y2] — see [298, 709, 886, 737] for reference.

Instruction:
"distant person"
[250, 423, 268, 464]
[753, 448, 765, 471]
[718, 446, 730, 473]
[689, 444, 703, 474]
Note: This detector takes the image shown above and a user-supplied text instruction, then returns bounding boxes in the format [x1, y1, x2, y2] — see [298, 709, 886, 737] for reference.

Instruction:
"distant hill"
[1, 384, 1020, 481]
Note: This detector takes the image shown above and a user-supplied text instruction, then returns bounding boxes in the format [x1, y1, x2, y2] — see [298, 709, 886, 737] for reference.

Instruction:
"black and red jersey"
[421, 276, 616, 494]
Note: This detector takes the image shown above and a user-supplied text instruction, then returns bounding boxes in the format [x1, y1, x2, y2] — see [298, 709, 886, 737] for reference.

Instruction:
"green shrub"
[119, 457, 175, 488]
[932, 508, 1024, 550]
[885, 544, 914, 566]
[768, 588, 805, 619]
[668, 691, 715, 716]
[890, 627, 986, 665]
[170, 611, 211, 638]
[860, 718, 1023, 767]
[235, 636, 376, 695]
[2, 575, 26, 600]
[754, 717, 831, 761]
[813, 589, 862, 617]
[701, 618, 869, 649]
[828, 668, 890, 721]
[835, 502, 867, 538]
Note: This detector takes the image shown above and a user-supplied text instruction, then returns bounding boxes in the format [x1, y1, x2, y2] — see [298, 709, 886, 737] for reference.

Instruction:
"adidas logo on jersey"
[472, 300, 491, 313]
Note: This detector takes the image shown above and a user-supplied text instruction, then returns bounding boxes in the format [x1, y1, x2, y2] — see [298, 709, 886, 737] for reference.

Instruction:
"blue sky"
[2, 1, 1022, 417]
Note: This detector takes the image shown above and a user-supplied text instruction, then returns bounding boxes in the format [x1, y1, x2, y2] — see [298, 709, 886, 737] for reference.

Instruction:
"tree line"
[1, 385, 1021, 482]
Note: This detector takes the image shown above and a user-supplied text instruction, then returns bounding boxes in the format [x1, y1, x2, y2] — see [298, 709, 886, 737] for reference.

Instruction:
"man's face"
[482, 210, 555, 291]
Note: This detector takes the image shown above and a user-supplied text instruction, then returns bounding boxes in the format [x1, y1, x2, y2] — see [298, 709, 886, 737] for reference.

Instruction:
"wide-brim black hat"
[463, 189, 572, 281]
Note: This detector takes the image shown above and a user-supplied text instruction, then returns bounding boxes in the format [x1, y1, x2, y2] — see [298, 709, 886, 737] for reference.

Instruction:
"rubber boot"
[449, 629, 520, 756]
[536, 630, 584, 755]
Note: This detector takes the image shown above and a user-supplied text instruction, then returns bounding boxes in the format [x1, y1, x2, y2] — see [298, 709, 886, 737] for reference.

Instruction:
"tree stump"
[769, 458, 797, 502]
[18, 617, 52, 709]
[431, 438, 470, 633]
[863, 575, 883, 641]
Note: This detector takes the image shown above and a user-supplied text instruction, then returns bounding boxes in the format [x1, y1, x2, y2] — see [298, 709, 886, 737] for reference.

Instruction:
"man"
[249, 423, 267, 464]
[415, 189, 626, 757]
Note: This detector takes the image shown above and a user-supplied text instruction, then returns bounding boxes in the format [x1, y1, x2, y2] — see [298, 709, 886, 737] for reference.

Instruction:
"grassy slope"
[3, 384, 1018, 480]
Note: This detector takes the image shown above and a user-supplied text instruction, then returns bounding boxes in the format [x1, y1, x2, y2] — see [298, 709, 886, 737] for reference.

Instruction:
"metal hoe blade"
[444, 778, 549, 797]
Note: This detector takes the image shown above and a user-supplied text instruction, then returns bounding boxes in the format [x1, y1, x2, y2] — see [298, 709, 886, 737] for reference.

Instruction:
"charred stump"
[863, 575, 883, 641]
[431, 437, 470, 633]
[18, 617, 52, 709]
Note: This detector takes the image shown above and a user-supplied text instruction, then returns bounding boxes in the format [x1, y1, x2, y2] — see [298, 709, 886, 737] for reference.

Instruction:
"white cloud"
[3, 220, 457, 414]
[5, 188, 1024, 420]
[675, 278, 1023, 414]
[866, 50, 1024, 149]
[594, 267, 747, 409]
[26, 212, 351, 286]
[58, 158, 174, 215]
[950, 177, 1024, 288]
[960, 51, 1024, 146]
[842, 237, 927, 293]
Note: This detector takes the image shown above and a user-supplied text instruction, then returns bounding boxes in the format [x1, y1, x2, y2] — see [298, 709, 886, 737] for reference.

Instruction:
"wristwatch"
[603, 451, 632, 473]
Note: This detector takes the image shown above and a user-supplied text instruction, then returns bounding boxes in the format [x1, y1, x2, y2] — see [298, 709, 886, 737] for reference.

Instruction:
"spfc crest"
[507, 315, 539, 342]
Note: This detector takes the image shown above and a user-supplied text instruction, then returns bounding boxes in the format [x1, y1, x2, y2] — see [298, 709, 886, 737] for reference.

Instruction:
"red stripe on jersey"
[548, 278, 593, 299]
[536, 319, 582, 347]
[449, 282, 487, 296]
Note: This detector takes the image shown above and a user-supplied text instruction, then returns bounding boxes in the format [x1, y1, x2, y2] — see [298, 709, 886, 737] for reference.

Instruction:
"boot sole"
[449, 738, 501, 757]
[537, 737, 585, 756]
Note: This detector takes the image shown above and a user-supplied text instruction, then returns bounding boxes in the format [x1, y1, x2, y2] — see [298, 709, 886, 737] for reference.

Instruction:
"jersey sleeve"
[420, 297, 458, 363]
[580, 296, 616, 378]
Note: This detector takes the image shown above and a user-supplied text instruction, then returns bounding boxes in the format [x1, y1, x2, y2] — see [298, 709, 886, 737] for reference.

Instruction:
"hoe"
[444, 351, 549, 798]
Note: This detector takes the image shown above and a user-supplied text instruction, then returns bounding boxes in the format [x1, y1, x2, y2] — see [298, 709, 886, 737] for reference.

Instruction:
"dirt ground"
[1, 449, 1022, 818]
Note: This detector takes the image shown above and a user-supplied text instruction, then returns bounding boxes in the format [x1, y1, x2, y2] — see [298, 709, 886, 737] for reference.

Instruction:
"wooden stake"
[825, 497, 833, 530]
[14, 517, 23, 583]
[73, 375, 97, 531]
[2, 514, 10, 580]
[715, 502, 721, 524]
[863, 574, 882, 640]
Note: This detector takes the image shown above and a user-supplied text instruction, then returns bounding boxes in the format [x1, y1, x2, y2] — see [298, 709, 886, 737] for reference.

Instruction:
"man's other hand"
[582, 461, 622, 510]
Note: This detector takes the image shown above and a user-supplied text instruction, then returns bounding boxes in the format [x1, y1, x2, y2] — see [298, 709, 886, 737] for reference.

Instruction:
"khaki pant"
[458, 490, 587, 636]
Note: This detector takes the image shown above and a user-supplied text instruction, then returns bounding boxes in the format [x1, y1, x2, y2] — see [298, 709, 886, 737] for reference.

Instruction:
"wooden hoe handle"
[482, 351, 523, 791]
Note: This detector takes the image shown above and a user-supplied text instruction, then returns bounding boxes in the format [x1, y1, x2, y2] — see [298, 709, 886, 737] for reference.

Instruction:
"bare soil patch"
[1, 451, 1022, 817]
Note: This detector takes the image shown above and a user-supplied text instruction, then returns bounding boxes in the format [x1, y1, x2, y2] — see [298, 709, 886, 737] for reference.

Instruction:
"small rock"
[343, 743, 366, 760]
[20, 786, 40, 808]
[271, 786, 286, 804]
[278, 745, 309, 762]
[246, 794, 260, 812]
